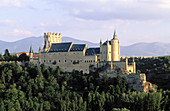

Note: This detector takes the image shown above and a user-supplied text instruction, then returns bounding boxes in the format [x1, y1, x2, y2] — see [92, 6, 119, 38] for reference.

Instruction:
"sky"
[0, 0, 170, 46]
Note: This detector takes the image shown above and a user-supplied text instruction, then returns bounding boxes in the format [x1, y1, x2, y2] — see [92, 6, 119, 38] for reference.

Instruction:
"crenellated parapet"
[43, 32, 62, 52]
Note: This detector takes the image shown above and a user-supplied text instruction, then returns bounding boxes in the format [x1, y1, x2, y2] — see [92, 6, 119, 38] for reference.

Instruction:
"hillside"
[0, 37, 170, 56]
[121, 42, 170, 56]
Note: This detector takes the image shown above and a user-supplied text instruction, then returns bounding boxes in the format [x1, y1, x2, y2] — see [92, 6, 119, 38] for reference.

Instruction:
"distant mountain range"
[0, 36, 170, 56]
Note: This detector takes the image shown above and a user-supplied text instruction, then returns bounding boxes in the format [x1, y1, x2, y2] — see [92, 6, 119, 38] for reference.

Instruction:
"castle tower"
[125, 57, 128, 70]
[43, 32, 49, 52]
[100, 39, 102, 46]
[43, 32, 62, 52]
[111, 29, 120, 61]
[106, 39, 110, 61]
[39, 47, 41, 54]
[29, 45, 33, 60]
[132, 57, 136, 73]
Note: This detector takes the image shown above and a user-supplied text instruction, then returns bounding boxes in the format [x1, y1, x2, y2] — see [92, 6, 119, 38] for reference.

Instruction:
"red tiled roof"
[17, 52, 28, 54]
[33, 54, 39, 57]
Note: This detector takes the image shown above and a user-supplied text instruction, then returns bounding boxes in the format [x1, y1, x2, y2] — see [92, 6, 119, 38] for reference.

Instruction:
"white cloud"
[40, 23, 46, 27]
[0, 0, 34, 7]
[0, 0, 21, 7]
[0, 19, 16, 26]
[50, 0, 170, 21]
[4, 29, 33, 37]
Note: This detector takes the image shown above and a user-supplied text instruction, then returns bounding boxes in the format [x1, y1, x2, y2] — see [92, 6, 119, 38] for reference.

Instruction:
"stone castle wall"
[39, 51, 97, 73]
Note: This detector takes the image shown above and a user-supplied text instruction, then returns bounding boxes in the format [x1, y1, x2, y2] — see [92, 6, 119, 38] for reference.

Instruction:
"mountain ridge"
[0, 36, 169, 56]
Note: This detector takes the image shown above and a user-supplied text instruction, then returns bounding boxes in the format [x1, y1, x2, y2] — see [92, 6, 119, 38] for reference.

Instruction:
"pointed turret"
[111, 29, 120, 61]
[113, 29, 117, 39]
[29, 45, 33, 53]
[100, 39, 102, 46]
[29, 45, 33, 60]
[39, 47, 41, 53]
[132, 57, 136, 73]
[107, 39, 109, 45]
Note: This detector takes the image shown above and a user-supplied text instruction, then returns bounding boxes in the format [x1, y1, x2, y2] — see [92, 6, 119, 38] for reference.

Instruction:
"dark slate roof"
[103, 41, 111, 45]
[85, 47, 100, 56]
[49, 42, 72, 52]
[70, 44, 86, 52]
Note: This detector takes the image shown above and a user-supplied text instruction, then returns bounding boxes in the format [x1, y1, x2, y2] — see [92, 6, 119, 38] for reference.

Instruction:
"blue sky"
[0, 0, 170, 46]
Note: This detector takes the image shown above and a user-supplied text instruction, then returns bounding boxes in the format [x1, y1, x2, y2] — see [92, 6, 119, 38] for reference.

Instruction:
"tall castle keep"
[100, 30, 120, 62]
[29, 30, 136, 74]
[43, 32, 62, 52]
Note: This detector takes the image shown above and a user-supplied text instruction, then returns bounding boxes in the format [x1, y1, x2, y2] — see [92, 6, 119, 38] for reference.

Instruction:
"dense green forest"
[121, 56, 170, 90]
[0, 62, 170, 111]
[121, 56, 170, 74]
[0, 49, 29, 62]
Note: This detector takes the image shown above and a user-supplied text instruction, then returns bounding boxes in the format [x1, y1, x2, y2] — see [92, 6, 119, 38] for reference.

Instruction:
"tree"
[0, 101, 5, 111]
[3, 49, 10, 57]
[0, 54, 5, 61]
[18, 53, 29, 62]
[137, 70, 141, 74]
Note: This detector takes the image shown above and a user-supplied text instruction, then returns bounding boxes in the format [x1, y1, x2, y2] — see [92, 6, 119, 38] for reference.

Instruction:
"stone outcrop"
[91, 63, 156, 93]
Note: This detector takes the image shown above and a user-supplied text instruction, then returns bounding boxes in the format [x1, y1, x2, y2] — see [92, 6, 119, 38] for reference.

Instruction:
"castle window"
[71, 60, 72, 62]
[44, 60, 45, 63]
[65, 60, 66, 62]
[59, 60, 60, 62]
[94, 60, 95, 62]
[85, 60, 86, 63]
[52, 60, 56, 65]
[49, 60, 51, 63]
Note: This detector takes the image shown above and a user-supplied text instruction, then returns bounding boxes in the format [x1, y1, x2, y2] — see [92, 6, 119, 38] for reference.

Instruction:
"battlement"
[44, 32, 62, 37]
[43, 32, 62, 52]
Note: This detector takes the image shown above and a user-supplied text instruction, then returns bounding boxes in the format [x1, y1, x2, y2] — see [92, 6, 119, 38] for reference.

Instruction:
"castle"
[29, 30, 136, 74]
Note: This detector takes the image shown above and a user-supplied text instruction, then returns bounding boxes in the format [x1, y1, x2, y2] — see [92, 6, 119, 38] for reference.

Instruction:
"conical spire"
[113, 29, 117, 39]
[100, 39, 102, 45]
[39, 46, 41, 53]
[29, 45, 33, 53]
